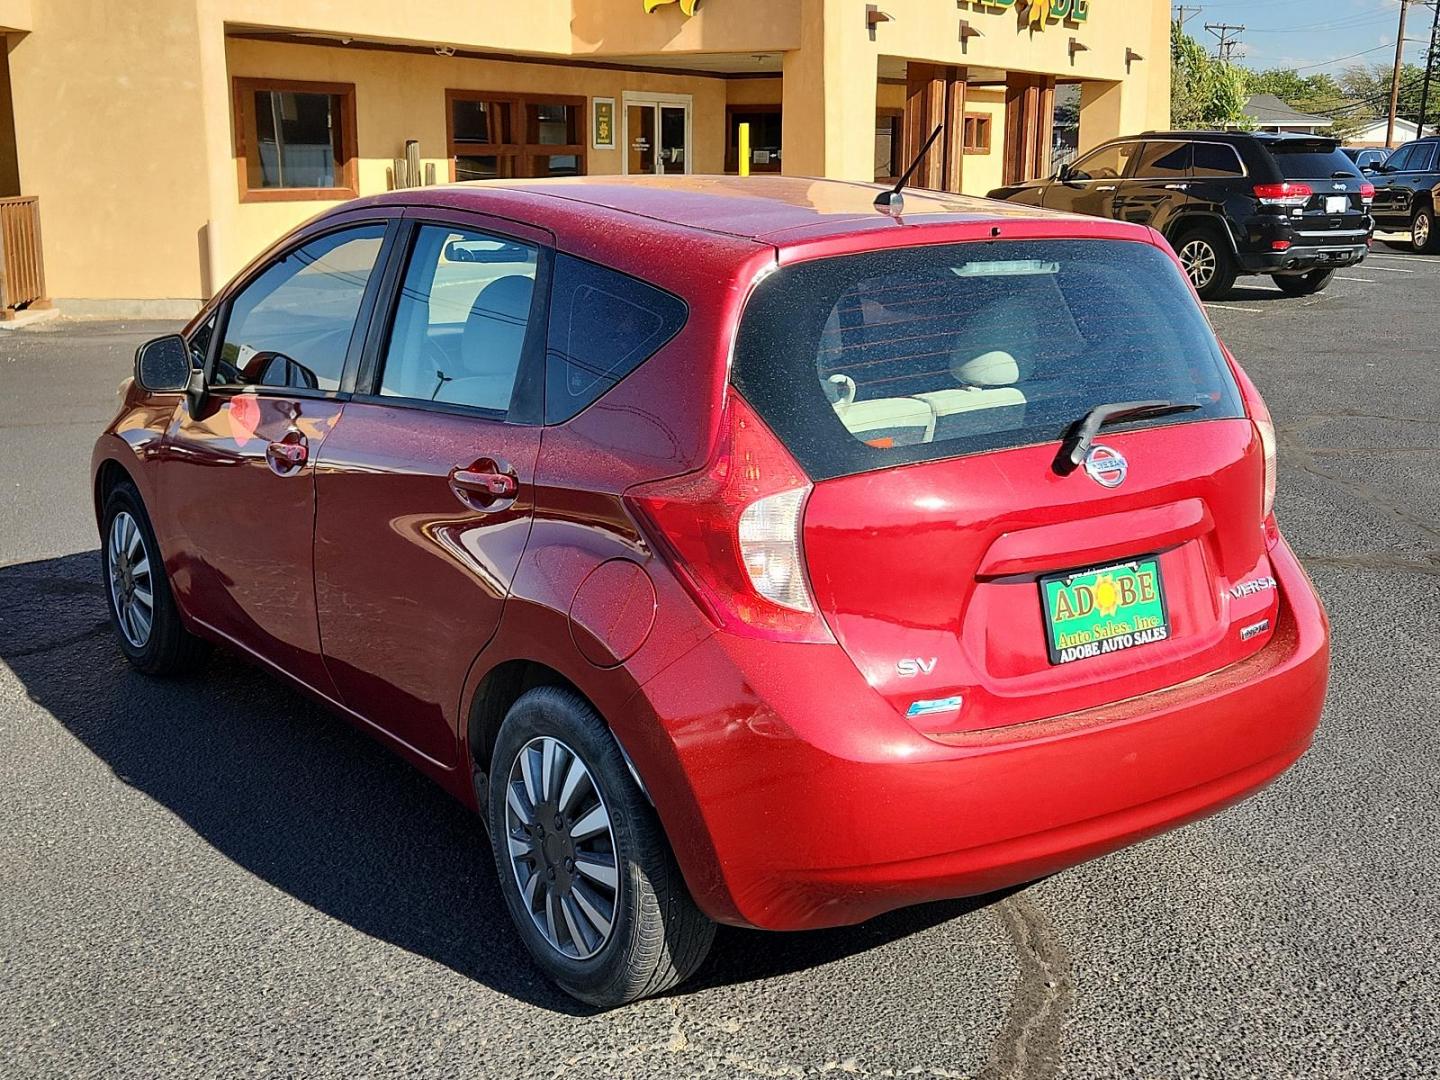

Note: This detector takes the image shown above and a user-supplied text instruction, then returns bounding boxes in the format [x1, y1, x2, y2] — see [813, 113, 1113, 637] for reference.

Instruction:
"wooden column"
[902, 63, 968, 193]
[1004, 73, 1058, 185]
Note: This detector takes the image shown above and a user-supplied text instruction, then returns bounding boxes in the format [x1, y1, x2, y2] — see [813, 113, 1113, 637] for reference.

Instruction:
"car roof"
[357, 175, 1117, 247]
[1134, 130, 1339, 146]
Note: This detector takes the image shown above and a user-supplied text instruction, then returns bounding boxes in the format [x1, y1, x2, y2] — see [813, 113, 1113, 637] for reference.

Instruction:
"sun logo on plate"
[1093, 574, 1120, 618]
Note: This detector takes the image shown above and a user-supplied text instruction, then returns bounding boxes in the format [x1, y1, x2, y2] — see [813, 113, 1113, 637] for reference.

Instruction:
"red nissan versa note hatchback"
[92, 176, 1328, 1007]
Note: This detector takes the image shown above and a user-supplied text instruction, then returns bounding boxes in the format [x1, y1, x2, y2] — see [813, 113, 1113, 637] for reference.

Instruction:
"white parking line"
[1367, 253, 1437, 265]
[1337, 276, 1376, 283]
[1364, 265, 1418, 273]
[1206, 303, 1265, 314]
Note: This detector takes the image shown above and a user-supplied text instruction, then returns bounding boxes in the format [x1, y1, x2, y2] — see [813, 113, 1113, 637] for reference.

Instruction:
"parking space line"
[1206, 303, 1265, 314]
[1364, 265, 1417, 273]
[1367, 253, 1436, 265]
[1337, 276, 1376, 283]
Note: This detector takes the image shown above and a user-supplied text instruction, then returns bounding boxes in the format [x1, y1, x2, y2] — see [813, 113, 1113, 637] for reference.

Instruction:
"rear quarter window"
[544, 254, 688, 424]
[732, 239, 1244, 482]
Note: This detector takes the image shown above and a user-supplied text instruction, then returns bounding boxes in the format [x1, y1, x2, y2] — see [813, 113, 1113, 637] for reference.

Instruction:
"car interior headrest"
[955, 350, 1020, 387]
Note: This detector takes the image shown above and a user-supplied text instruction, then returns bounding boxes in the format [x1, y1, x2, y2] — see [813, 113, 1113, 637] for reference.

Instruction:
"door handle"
[1164, 183, 1189, 190]
[265, 434, 308, 475]
[1096, 185, 1117, 192]
[448, 457, 519, 512]
[452, 469, 517, 498]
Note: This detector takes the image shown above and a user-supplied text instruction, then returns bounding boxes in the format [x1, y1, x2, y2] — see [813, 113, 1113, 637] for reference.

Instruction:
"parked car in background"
[988, 131, 1375, 299]
[1368, 136, 1440, 253]
[92, 176, 1329, 1008]
[1342, 146, 1391, 173]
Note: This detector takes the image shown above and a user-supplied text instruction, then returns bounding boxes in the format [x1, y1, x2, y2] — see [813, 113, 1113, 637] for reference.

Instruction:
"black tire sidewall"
[1415, 206, 1438, 254]
[1176, 228, 1236, 300]
[1272, 269, 1334, 295]
[485, 687, 658, 1003]
[100, 483, 187, 674]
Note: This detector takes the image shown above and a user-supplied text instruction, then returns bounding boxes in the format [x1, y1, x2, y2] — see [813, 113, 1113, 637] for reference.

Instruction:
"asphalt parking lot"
[2, 241, 1438, 1080]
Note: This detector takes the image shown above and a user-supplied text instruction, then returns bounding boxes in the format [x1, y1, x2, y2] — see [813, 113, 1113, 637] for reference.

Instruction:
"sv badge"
[897, 658, 938, 678]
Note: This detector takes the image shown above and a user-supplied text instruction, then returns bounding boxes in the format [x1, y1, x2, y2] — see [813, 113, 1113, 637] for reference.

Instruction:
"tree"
[1171, 24, 1251, 129]
[1245, 69, 1344, 113]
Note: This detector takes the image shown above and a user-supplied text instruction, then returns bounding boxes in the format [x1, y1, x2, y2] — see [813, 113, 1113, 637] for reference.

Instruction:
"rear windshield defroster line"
[731, 238, 1246, 482]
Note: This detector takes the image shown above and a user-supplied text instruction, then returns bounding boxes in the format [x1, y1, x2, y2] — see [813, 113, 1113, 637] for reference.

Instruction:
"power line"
[1174, 5, 1202, 29]
[1387, 0, 1414, 145]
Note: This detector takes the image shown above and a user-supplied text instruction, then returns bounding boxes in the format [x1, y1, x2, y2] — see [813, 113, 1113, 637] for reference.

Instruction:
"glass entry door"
[624, 97, 690, 175]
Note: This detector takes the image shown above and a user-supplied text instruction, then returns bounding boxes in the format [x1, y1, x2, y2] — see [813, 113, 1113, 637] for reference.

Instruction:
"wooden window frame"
[446, 90, 587, 181]
[725, 104, 783, 174]
[963, 113, 993, 155]
[233, 78, 358, 203]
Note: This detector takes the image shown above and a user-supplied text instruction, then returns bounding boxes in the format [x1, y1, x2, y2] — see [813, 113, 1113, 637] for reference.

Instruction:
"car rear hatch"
[731, 236, 1280, 734]
[1259, 138, 1374, 246]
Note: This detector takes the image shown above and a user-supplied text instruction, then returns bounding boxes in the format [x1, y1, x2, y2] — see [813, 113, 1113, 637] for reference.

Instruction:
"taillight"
[1220, 343, 1279, 544]
[1254, 181, 1312, 208]
[1360, 181, 1376, 205]
[1253, 397, 1278, 523]
[626, 393, 833, 643]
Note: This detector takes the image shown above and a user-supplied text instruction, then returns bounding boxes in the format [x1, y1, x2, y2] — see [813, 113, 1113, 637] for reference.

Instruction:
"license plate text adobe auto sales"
[1041, 558, 1170, 666]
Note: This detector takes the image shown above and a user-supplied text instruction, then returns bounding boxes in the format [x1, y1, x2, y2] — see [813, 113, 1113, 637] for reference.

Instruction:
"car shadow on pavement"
[0, 551, 1002, 1013]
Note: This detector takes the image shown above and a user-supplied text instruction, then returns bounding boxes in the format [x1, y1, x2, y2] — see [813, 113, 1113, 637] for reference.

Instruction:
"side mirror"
[1055, 163, 1073, 183]
[134, 335, 190, 393]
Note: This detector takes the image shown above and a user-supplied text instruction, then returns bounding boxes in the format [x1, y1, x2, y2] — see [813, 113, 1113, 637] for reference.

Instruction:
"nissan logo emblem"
[1084, 445, 1128, 488]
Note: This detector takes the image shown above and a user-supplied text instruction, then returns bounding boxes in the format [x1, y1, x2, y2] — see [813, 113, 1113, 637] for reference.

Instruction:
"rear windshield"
[1267, 141, 1362, 180]
[732, 239, 1244, 481]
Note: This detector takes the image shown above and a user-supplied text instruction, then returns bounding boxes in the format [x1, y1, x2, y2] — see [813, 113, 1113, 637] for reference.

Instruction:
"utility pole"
[1417, 0, 1440, 140]
[1174, 5, 1201, 31]
[1386, 0, 1412, 148]
[1204, 22, 1245, 64]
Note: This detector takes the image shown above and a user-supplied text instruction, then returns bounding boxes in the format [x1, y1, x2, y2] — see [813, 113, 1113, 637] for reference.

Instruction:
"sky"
[1176, 0, 1435, 75]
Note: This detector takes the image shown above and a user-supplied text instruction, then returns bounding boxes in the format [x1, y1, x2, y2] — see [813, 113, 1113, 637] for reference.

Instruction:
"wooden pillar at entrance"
[1004, 73, 1057, 185]
[903, 63, 967, 193]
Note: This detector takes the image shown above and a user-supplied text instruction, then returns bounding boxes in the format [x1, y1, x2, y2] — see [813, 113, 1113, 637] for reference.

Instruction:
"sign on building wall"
[643, 0, 702, 14]
[593, 98, 616, 150]
[959, 0, 1091, 27]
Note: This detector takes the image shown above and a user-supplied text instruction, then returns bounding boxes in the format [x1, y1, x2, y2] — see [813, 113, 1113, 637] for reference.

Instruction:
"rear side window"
[732, 240, 1244, 482]
[544, 254, 687, 424]
[1191, 142, 1246, 178]
[1267, 141, 1362, 180]
[1134, 141, 1190, 179]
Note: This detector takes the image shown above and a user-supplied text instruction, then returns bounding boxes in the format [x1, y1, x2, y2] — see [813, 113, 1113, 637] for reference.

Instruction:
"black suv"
[988, 131, 1375, 299]
[1367, 136, 1440, 253]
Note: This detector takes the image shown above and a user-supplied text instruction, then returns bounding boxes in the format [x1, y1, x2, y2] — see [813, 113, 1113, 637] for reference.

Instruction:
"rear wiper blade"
[1055, 400, 1202, 475]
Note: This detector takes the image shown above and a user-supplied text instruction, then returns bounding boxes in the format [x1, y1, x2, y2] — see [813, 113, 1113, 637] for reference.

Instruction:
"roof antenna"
[875, 123, 944, 215]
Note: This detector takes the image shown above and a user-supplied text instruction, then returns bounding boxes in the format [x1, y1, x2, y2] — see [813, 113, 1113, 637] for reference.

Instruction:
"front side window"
[378, 225, 539, 413]
[1071, 142, 1138, 181]
[732, 240, 1244, 481]
[213, 225, 385, 393]
[235, 79, 356, 198]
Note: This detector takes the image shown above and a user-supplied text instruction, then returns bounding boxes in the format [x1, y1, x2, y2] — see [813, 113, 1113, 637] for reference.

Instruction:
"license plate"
[1040, 558, 1170, 666]
[1326, 195, 1349, 214]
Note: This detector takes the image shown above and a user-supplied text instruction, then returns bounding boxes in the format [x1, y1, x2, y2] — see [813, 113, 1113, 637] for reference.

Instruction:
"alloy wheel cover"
[503, 735, 620, 961]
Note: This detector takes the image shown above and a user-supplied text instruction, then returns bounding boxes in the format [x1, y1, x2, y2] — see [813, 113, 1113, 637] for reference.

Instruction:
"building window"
[448, 91, 587, 180]
[963, 114, 993, 155]
[726, 106, 782, 173]
[876, 109, 903, 182]
[233, 79, 357, 201]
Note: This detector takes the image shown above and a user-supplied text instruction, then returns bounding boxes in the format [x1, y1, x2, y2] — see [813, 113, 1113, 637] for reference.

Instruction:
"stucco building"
[0, 0, 1170, 315]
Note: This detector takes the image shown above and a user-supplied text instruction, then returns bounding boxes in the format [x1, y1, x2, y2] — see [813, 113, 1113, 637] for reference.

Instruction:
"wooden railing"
[0, 196, 49, 318]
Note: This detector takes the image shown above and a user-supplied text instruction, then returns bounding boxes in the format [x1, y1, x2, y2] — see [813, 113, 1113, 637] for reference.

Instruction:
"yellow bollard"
[739, 122, 750, 178]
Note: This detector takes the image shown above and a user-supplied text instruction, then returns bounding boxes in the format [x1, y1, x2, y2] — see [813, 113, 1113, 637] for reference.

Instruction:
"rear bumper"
[633, 535, 1329, 931]
[1238, 243, 1368, 273]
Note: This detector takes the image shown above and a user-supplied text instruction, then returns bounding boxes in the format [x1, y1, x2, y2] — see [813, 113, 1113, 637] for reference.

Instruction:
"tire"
[1412, 204, 1440, 254]
[100, 481, 210, 676]
[1272, 269, 1335, 296]
[487, 686, 715, 1007]
[1173, 227, 1238, 300]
